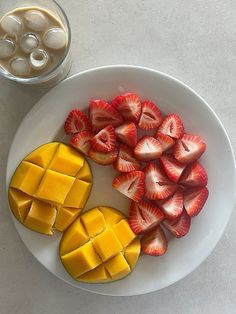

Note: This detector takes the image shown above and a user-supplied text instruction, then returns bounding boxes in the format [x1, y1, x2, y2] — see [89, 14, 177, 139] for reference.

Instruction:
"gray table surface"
[1, 1, 236, 313]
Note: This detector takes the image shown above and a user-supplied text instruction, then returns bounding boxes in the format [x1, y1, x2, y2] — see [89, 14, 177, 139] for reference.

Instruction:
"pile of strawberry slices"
[64, 92, 209, 257]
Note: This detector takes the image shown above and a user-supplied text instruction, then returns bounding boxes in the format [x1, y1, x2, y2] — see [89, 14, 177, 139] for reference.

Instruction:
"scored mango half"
[59, 206, 141, 283]
[8, 142, 93, 235]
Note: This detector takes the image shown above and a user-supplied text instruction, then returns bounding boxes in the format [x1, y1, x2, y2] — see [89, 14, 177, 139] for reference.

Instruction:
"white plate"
[6, 65, 236, 296]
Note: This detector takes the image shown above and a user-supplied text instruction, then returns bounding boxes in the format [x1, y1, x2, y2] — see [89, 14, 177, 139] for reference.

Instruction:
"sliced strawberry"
[141, 225, 168, 256]
[162, 210, 191, 238]
[184, 186, 209, 217]
[64, 109, 91, 135]
[134, 136, 163, 161]
[180, 162, 208, 187]
[138, 100, 162, 130]
[174, 134, 206, 164]
[128, 200, 164, 234]
[160, 155, 187, 183]
[161, 188, 184, 220]
[88, 148, 118, 165]
[111, 93, 142, 122]
[113, 144, 141, 172]
[70, 131, 94, 155]
[89, 99, 123, 131]
[112, 170, 145, 202]
[90, 125, 116, 153]
[144, 163, 178, 200]
[115, 122, 137, 148]
[155, 132, 175, 152]
[158, 114, 184, 139]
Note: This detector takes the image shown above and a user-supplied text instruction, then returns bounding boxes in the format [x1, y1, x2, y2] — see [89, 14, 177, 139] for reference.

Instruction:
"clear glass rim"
[0, 0, 71, 83]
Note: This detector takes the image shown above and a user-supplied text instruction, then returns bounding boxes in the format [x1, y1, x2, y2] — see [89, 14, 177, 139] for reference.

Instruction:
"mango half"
[8, 142, 92, 235]
[60, 207, 141, 283]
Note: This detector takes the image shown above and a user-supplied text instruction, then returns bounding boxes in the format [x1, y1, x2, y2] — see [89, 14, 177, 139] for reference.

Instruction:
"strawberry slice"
[134, 136, 163, 161]
[155, 132, 175, 152]
[144, 163, 178, 200]
[162, 210, 191, 238]
[113, 144, 141, 172]
[161, 188, 184, 220]
[111, 93, 142, 122]
[138, 100, 162, 130]
[90, 125, 116, 153]
[160, 155, 187, 183]
[70, 130, 94, 155]
[158, 114, 184, 139]
[184, 186, 209, 217]
[89, 99, 123, 131]
[174, 134, 206, 164]
[64, 109, 91, 135]
[112, 170, 145, 202]
[180, 162, 208, 187]
[88, 148, 118, 165]
[141, 225, 168, 256]
[115, 122, 137, 148]
[128, 200, 164, 234]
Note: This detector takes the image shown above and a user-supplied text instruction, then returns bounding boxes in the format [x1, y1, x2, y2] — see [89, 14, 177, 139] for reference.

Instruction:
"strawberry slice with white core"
[174, 134, 206, 164]
[160, 155, 187, 183]
[113, 144, 141, 172]
[134, 136, 163, 161]
[155, 132, 175, 152]
[111, 93, 142, 122]
[141, 225, 168, 256]
[88, 148, 118, 165]
[70, 131, 94, 155]
[90, 125, 116, 153]
[180, 161, 208, 187]
[64, 109, 91, 135]
[144, 163, 178, 200]
[115, 122, 137, 148]
[184, 186, 209, 217]
[138, 100, 162, 130]
[161, 188, 184, 220]
[158, 114, 184, 139]
[89, 99, 123, 131]
[112, 170, 145, 202]
[128, 200, 165, 234]
[162, 210, 191, 238]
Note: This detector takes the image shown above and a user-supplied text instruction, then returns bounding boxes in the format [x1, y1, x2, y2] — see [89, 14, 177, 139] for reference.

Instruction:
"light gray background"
[0, 0, 236, 313]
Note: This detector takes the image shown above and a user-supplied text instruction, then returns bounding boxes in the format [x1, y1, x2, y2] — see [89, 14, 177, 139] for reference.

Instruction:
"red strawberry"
[141, 225, 168, 256]
[90, 125, 116, 153]
[162, 210, 191, 238]
[89, 99, 123, 131]
[180, 162, 208, 187]
[129, 200, 164, 234]
[134, 136, 163, 161]
[88, 148, 118, 165]
[115, 122, 137, 148]
[155, 132, 175, 152]
[138, 100, 162, 130]
[111, 93, 142, 122]
[174, 134, 206, 164]
[160, 155, 187, 183]
[64, 109, 91, 135]
[158, 114, 184, 139]
[161, 189, 184, 220]
[70, 131, 94, 155]
[113, 144, 141, 172]
[112, 170, 145, 202]
[144, 163, 178, 200]
[184, 187, 209, 217]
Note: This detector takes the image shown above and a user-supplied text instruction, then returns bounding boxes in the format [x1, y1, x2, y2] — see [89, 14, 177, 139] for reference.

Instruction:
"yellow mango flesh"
[60, 207, 141, 283]
[8, 142, 93, 235]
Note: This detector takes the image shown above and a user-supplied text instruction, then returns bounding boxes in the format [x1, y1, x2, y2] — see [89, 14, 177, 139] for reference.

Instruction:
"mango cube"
[77, 160, 92, 182]
[124, 238, 141, 269]
[64, 179, 91, 208]
[113, 219, 136, 248]
[10, 161, 45, 196]
[55, 207, 81, 232]
[61, 242, 101, 277]
[105, 253, 130, 280]
[81, 208, 106, 237]
[78, 265, 108, 283]
[8, 188, 32, 221]
[25, 142, 59, 168]
[99, 206, 124, 226]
